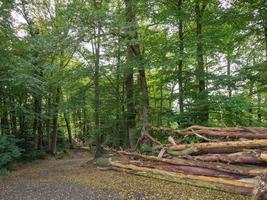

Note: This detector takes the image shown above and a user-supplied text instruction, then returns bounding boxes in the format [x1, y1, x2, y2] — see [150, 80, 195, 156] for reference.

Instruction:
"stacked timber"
[110, 126, 267, 200]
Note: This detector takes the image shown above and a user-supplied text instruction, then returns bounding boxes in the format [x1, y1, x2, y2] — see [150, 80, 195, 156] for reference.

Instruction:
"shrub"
[20, 150, 47, 162]
[0, 134, 22, 174]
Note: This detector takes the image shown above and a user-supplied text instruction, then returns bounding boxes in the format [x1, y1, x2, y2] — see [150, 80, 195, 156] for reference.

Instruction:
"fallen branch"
[134, 133, 162, 151]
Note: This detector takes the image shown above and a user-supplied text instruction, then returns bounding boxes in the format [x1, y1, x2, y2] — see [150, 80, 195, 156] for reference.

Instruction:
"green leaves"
[0, 134, 22, 174]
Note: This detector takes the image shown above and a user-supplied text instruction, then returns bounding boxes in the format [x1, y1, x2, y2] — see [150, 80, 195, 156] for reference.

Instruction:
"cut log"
[191, 151, 267, 164]
[252, 173, 267, 200]
[110, 160, 267, 199]
[118, 151, 267, 177]
[131, 161, 241, 179]
[152, 126, 267, 139]
[168, 139, 267, 154]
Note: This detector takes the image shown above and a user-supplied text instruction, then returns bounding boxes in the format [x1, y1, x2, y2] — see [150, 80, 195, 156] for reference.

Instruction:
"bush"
[0, 134, 22, 174]
[20, 150, 47, 162]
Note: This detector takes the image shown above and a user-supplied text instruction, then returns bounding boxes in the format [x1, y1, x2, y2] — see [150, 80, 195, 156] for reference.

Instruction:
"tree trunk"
[64, 112, 73, 148]
[10, 97, 17, 135]
[92, 10, 102, 157]
[19, 100, 27, 136]
[158, 82, 163, 126]
[132, 161, 240, 179]
[111, 161, 266, 198]
[252, 173, 267, 200]
[51, 86, 61, 155]
[152, 126, 267, 139]
[46, 95, 52, 151]
[195, 1, 208, 123]
[265, 20, 267, 59]
[191, 151, 267, 164]
[118, 151, 267, 177]
[177, 0, 184, 114]
[139, 68, 149, 137]
[116, 36, 123, 146]
[124, 0, 136, 148]
[257, 92, 262, 123]
[227, 57, 232, 97]
[21, 0, 43, 150]
[124, 0, 150, 150]
[1, 97, 10, 135]
[168, 139, 267, 155]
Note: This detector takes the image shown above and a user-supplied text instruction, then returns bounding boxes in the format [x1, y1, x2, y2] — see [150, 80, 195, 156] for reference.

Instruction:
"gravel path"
[0, 158, 119, 200]
[0, 151, 250, 200]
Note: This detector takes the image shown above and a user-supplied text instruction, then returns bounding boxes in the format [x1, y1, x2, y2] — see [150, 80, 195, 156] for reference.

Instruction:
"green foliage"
[0, 134, 22, 174]
[20, 150, 47, 163]
[182, 136, 203, 144]
[0, 0, 266, 161]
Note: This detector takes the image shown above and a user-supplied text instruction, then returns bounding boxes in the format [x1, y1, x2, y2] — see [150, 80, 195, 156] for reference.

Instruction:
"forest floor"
[0, 148, 250, 200]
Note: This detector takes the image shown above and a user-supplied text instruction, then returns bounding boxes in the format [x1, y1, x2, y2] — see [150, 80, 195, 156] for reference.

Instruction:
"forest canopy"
[0, 0, 266, 160]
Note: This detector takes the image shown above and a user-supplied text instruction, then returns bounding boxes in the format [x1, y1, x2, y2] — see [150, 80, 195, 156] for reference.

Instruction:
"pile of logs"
[110, 126, 267, 200]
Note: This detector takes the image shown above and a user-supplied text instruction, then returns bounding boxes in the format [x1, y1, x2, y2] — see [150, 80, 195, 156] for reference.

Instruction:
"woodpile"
[110, 126, 267, 200]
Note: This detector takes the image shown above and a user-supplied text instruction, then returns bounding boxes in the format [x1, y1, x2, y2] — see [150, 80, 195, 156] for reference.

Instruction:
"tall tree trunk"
[64, 112, 73, 148]
[257, 92, 262, 123]
[1, 97, 10, 135]
[158, 82, 163, 126]
[249, 81, 253, 126]
[10, 97, 17, 135]
[195, 1, 208, 123]
[227, 57, 232, 97]
[139, 67, 149, 137]
[124, 0, 136, 148]
[124, 0, 149, 140]
[82, 107, 89, 137]
[32, 82, 43, 150]
[19, 100, 26, 136]
[264, 20, 267, 59]
[94, 45, 101, 156]
[92, 4, 102, 156]
[177, 0, 184, 114]
[21, 0, 43, 150]
[116, 36, 123, 146]
[51, 86, 61, 155]
[46, 95, 52, 151]
[122, 80, 128, 147]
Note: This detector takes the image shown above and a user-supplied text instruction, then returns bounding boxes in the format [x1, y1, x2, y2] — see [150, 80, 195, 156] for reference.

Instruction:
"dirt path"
[0, 150, 250, 200]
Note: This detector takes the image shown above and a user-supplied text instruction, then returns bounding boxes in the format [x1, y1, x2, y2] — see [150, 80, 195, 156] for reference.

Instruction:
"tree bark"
[92, 6, 102, 157]
[132, 161, 240, 179]
[124, 0, 151, 150]
[10, 97, 17, 135]
[21, 0, 43, 150]
[252, 173, 267, 200]
[111, 161, 267, 198]
[227, 57, 232, 97]
[64, 112, 73, 148]
[158, 82, 163, 126]
[257, 92, 262, 123]
[46, 95, 52, 151]
[124, 0, 136, 148]
[177, 0, 184, 114]
[168, 139, 267, 155]
[152, 126, 267, 139]
[51, 86, 61, 155]
[191, 151, 267, 164]
[195, 1, 208, 123]
[118, 151, 267, 177]
[1, 97, 10, 135]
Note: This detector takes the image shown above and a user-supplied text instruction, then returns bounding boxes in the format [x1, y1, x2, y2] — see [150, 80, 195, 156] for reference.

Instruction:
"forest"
[0, 0, 267, 199]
